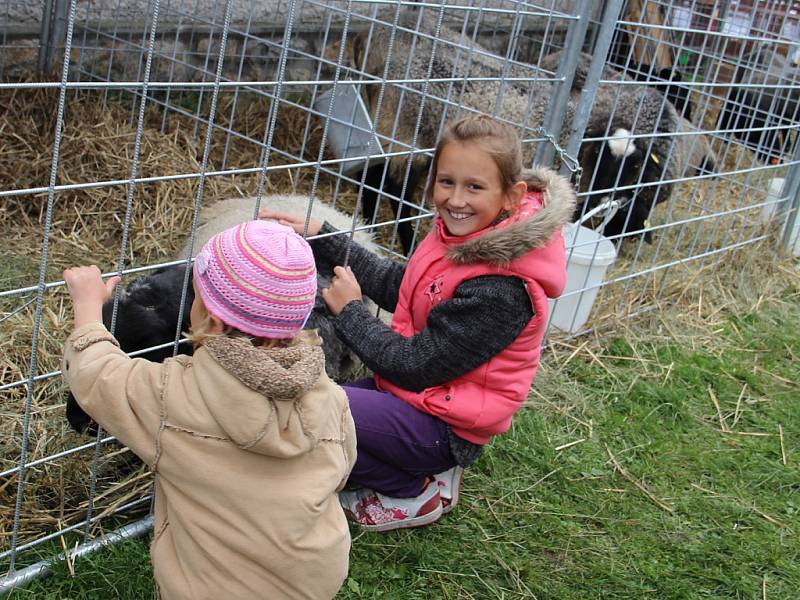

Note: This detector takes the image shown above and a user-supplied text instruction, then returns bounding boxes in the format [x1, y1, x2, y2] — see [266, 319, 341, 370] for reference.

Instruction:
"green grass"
[7, 300, 799, 599]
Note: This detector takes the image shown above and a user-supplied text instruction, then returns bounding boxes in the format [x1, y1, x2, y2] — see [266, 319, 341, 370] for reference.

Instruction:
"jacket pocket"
[421, 383, 485, 430]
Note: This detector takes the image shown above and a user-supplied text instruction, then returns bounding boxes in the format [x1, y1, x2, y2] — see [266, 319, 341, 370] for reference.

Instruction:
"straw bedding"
[0, 85, 343, 554]
[1, 83, 796, 559]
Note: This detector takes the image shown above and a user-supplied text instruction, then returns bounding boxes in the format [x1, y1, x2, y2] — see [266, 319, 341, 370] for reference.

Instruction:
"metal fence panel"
[1, 0, 799, 591]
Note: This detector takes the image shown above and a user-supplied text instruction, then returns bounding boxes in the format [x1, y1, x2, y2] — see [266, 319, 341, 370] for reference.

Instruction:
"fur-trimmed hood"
[445, 166, 577, 265]
[193, 331, 340, 459]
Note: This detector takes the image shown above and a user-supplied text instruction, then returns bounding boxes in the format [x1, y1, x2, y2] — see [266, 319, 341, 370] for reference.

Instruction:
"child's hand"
[63, 266, 121, 328]
[258, 209, 322, 237]
[322, 266, 362, 315]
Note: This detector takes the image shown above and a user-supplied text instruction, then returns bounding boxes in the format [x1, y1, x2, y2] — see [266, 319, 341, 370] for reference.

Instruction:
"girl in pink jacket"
[263, 115, 575, 532]
[62, 221, 356, 599]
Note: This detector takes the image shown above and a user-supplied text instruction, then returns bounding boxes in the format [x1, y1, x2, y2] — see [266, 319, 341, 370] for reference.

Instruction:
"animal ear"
[608, 128, 637, 159]
[352, 33, 366, 71]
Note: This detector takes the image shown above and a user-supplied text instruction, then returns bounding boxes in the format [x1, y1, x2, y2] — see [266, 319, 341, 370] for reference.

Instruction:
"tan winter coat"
[62, 322, 357, 600]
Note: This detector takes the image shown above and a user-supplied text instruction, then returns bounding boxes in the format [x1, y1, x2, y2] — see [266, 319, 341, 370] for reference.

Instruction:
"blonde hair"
[187, 296, 318, 350]
[425, 115, 524, 203]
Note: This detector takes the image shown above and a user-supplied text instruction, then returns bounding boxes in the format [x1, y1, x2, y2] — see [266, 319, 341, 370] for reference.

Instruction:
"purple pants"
[342, 378, 458, 497]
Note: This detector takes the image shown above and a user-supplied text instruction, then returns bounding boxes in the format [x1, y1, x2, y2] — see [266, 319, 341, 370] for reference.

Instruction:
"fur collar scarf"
[204, 334, 325, 400]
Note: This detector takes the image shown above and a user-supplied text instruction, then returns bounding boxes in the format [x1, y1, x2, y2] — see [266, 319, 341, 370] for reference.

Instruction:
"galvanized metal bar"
[386, 3, 448, 250]
[0, 437, 117, 480]
[36, 0, 55, 72]
[0, 517, 153, 595]
[219, 8, 255, 170]
[345, 0, 405, 263]
[305, 0, 355, 231]
[559, 0, 626, 176]
[172, 0, 235, 352]
[534, 0, 592, 167]
[82, 0, 163, 543]
[48, 0, 69, 72]
[6, 0, 79, 576]
[101, 0, 126, 107]
[252, 0, 299, 207]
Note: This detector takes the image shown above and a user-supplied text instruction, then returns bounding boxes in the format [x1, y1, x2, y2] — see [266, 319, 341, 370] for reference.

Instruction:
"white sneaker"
[434, 465, 464, 515]
[339, 480, 443, 532]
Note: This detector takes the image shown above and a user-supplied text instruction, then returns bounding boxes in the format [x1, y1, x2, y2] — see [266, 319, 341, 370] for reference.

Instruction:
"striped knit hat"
[193, 220, 317, 339]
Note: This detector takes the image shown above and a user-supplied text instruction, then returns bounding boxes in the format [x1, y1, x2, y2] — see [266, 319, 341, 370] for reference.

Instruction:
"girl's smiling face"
[432, 141, 524, 237]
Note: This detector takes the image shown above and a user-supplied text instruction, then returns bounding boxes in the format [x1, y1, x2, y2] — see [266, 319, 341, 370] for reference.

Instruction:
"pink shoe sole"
[350, 502, 444, 533]
[342, 486, 445, 533]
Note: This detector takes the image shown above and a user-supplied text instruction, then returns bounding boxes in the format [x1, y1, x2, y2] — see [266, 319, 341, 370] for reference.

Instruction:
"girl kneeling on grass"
[262, 115, 575, 532]
[62, 220, 356, 600]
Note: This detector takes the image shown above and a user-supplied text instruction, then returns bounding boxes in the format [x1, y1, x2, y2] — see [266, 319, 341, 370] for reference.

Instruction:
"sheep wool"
[194, 220, 317, 339]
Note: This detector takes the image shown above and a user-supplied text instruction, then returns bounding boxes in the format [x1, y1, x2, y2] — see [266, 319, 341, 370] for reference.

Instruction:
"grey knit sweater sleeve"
[332, 275, 534, 391]
[308, 222, 405, 313]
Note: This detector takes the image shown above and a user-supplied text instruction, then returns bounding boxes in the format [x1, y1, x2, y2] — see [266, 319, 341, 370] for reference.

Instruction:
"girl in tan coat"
[62, 220, 357, 600]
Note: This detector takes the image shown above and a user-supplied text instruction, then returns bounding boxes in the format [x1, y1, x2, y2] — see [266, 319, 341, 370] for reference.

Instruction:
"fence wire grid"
[1, 0, 799, 591]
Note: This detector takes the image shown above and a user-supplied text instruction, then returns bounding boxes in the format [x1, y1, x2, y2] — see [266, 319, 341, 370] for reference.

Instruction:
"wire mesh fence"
[1, 0, 799, 591]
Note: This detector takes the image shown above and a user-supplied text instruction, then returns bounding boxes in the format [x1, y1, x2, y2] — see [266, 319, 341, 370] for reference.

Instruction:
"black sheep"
[65, 265, 195, 434]
[66, 260, 373, 435]
[717, 47, 800, 164]
[333, 13, 712, 250]
[66, 195, 384, 435]
[548, 52, 717, 243]
[577, 127, 667, 243]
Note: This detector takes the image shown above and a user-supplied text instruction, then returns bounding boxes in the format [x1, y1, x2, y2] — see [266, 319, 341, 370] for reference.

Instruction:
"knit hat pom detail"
[194, 220, 317, 339]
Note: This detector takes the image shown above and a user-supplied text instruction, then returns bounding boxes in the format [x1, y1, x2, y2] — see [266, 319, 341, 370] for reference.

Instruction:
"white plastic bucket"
[548, 224, 617, 333]
[314, 84, 384, 175]
[759, 177, 786, 224]
[760, 177, 800, 257]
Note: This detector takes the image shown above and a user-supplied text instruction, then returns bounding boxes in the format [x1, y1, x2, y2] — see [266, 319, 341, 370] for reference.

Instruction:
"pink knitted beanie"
[193, 220, 317, 339]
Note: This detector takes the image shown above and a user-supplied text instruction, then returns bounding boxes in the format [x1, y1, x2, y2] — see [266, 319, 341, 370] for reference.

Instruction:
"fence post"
[534, 0, 593, 167]
[36, 0, 54, 72]
[37, 0, 69, 72]
[780, 140, 800, 255]
[559, 0, 626, 177]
